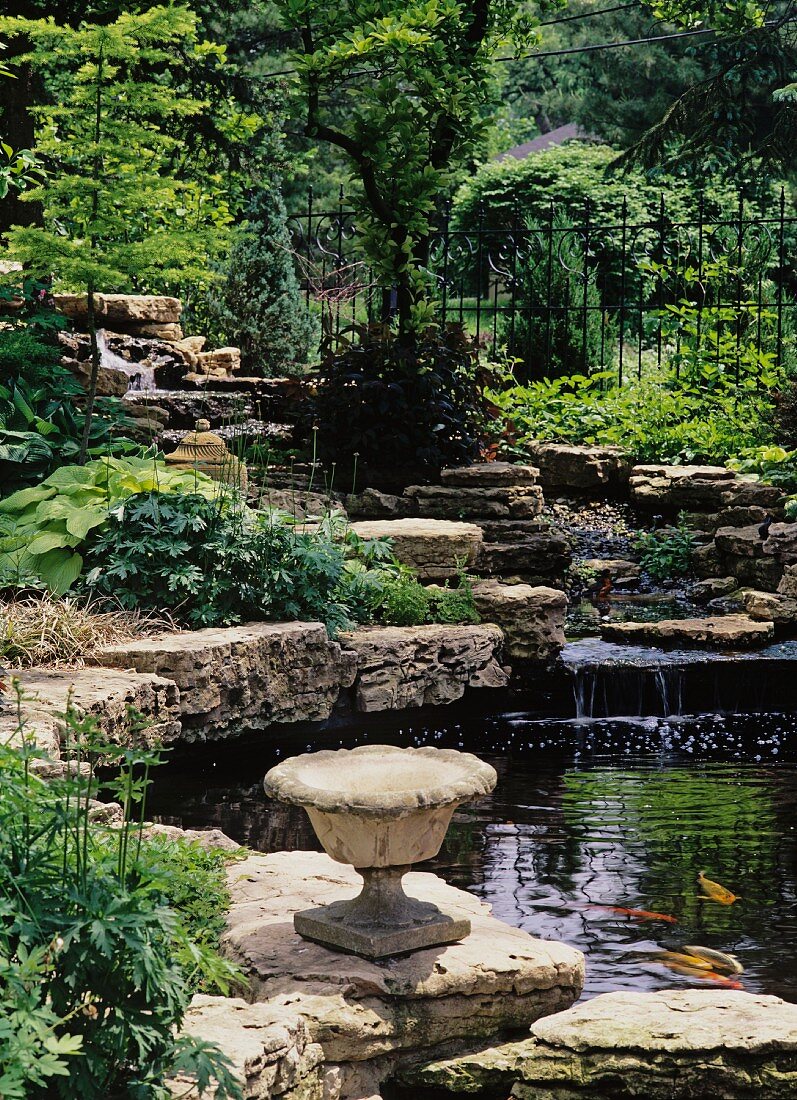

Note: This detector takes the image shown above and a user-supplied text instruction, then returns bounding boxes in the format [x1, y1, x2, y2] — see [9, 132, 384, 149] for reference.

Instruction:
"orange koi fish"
[697, 872, 740, 906]
[656, 958, 744, 989]
[583, 904, 678, 923]
[682, 945, 744, 974]
[653, 950, 713, 971]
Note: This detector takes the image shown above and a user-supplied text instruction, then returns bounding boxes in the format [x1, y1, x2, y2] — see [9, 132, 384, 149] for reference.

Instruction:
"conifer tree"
[0, 5, 232, 460]
[212, 177, 317, 375]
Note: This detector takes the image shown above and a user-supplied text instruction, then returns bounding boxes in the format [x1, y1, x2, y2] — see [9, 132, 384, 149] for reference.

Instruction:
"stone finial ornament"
[165, 418, 247, 492]
[264, 744, 497, 958]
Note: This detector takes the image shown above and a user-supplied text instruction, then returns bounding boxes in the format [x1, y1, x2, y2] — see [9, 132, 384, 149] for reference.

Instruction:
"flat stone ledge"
[439, 462, 540, 487]
[339, 624, 508, 711]
[12, 666, 181, 750]
[402, 990, 797, 1099]
[223, 851, 585, 1066]
[350, 518, 482, 580]
[602, 614, 774, 648]
[528, 443, 630, 491]
[95, 621, 357, 740]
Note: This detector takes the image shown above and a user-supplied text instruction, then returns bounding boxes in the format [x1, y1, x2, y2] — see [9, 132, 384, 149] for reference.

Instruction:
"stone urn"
[264, 744, 497, 958]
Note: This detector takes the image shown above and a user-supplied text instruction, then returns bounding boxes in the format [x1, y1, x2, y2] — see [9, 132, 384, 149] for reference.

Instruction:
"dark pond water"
[148, 711, 797, 1003]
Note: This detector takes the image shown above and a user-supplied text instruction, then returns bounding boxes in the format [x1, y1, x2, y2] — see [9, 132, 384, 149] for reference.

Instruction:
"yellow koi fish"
[682, 945, 744, 974]
[697, 872, 740, 905]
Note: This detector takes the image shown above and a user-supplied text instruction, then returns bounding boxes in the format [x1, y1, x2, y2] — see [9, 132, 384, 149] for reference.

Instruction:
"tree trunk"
[78, 286, 100, 465]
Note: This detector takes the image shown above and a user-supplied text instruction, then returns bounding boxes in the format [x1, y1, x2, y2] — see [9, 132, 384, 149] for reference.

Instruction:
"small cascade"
[98, 329, 156, 391]
[562, 638, 797, 720]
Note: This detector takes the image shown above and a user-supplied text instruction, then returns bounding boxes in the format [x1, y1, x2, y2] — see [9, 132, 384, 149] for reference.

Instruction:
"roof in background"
[495, 123, 590, 161]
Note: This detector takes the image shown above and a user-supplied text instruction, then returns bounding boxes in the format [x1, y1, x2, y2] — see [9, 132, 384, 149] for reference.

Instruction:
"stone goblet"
[264, 744, 497, 958]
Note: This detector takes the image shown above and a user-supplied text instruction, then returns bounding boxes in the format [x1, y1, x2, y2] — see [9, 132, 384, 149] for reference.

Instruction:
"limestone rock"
[692, 541, 725, 578]
[472, 581, 566, 661]
[630, 464, 736, 510]
[195, 346, 242, 376]
[722, 554, 784, 592]
[582, 558, 641, 586]
[405, 990, 797, 1099]
[339, 624, 507, 711]
[778, 563, 797, 597]
[408, 484, 544, 521]
[94, 622, 356, 741]
[54, 293, 181, 337]
[528, 443, 630, 492]
[439, 462, 539, 487]
[15, 666, 181, 747]
[266, 489, 346, 522]
[142, 823, 241, 851]
[222, 851, 585, 1065]
[172, 995, 324, 1099]
[688, 576, 739, 602]
[602, 614, 774, 648]
[349, 519, 482, 580]
[345, 488, 410, 519]
[477, 531, 571, 581]
[715, 524, 766, 558]
[742, 589, 797, 625]
[763, 521, 797, 563]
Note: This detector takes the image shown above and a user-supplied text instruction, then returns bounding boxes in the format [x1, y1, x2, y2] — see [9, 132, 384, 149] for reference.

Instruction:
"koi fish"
[583, 904, 678, 923]
[653, 950, 713, 971]
[698, 872, 740, 905]
[653, 957, 744, 989]
[682, 944, 744, 974]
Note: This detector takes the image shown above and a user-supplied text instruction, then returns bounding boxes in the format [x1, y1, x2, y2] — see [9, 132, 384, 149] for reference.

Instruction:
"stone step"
[407, 484, 544, 521]
[440, 461, 539, 487]
[602, 614, 774, 648]
[349, 518, 483, 580]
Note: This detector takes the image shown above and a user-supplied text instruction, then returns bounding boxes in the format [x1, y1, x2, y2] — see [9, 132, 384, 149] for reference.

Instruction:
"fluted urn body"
[264, 744, 496, 957]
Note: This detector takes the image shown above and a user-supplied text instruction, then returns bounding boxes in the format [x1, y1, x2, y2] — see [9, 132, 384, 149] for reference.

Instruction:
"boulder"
[404, 990, 797, 1099]
[172, 995, 324, 1099]
[742, 589, 797, 625]
[692, 541, 725, 578]
[440, 462, 539, 487]
[763, 521, 797, 563]
[630, 464, 736, 511]
[715, 524, 766, 558]
[528, 443, 630, 492]
[688, 576, 739, 602]
[477, 530, 572, 582]
[472, 581, 566, 661]
[407, 484, 544, 521]
[54, 293, 182, 339]
[602, 614, 774, 648]
[722, 554, 784, 592]
[349, 519, 482, 580]
[582, 558, 641, 587]
[345, 488, 411, 519]
[338, 624, 507, 711]
[778, 563, 797, 598]
[94, 622, 357, 741]
[223, 851, 584, 1067]
[141, 823, 241, 851]
[195, 346, 242, 376]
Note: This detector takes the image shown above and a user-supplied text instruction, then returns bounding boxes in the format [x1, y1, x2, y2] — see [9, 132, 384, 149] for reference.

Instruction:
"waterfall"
[97, 329, 156, 391]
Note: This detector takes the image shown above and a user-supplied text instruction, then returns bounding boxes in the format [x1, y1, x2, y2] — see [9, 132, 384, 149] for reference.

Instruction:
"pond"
[148, 711, 797, 1002]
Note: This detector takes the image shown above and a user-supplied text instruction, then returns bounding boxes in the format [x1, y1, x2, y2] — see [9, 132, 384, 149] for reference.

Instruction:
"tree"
[211, 176, 318, 374]
[273, 0, 535, 335]
[0, 5, 233, 461]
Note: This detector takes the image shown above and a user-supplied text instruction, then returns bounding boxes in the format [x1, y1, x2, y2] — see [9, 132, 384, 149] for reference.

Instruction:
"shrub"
[377, 573, 432, 626]
[312, 324, 487, 479]
[635, 517, 696, 580]
[0, 701, 241, 1099]
[0, 458, 219, 593]
[504, 212, 605, 377]
[0, 595, 166, 668]
[209, 179, 317, 376]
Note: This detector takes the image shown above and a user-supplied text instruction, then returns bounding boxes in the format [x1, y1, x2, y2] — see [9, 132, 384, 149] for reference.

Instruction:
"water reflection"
[147, 713, 797, 1001]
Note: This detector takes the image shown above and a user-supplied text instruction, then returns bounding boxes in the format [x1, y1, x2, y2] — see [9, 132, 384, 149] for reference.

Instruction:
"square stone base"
[294, 905, 471, 959]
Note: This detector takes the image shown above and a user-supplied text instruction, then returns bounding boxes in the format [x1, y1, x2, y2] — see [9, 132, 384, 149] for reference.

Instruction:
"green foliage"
[1, 6, 232, 296]
[0, 700, 241, 1099]
[274, 0, 535, 329]
[314, 325, 485, 477]
[209, 178, 318, 375]
[0, 458, 218, 593]
[635, 517, 696, 580]
[504, 211, 605, 377]
[492, 369, 774, 465]
[374, 571, 479, 626]
[727, 445, 797, 493]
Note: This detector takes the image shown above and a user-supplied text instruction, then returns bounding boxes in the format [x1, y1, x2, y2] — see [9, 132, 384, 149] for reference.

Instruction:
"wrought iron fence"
[289, 187, 797, 385]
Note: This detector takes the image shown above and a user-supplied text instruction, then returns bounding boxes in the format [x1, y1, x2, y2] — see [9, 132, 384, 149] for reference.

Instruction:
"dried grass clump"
[0, 595, 170, 669]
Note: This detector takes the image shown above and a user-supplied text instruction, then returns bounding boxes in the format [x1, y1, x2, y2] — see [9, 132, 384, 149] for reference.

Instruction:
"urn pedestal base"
[293, 865, 471, 958]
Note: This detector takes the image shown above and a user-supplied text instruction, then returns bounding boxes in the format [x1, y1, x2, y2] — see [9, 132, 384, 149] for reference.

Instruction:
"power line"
[254, 13, 793, 84]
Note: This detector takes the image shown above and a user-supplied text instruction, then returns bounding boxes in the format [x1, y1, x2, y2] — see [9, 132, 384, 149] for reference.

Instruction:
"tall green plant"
[0, 5, 232, 461]
[0, 693, 241, 1098]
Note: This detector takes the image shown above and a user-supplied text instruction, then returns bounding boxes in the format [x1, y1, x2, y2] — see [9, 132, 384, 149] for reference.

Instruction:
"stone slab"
[95, 622, 356, 740]
[407, 484, 544, 521]
[602, 614, 774, 648]
[439, 462, 539, 487]
[223, 851, 585, 1065]
[350, 518, 482, 580]
[339, 624, 507, 711]
[403, 989, 797, 1098]
[528, 443, 630, 491]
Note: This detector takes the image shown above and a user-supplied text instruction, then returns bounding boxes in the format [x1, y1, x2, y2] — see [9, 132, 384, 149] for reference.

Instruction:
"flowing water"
[97, 329, 156, 390]
[148, 710, 797, 1002]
